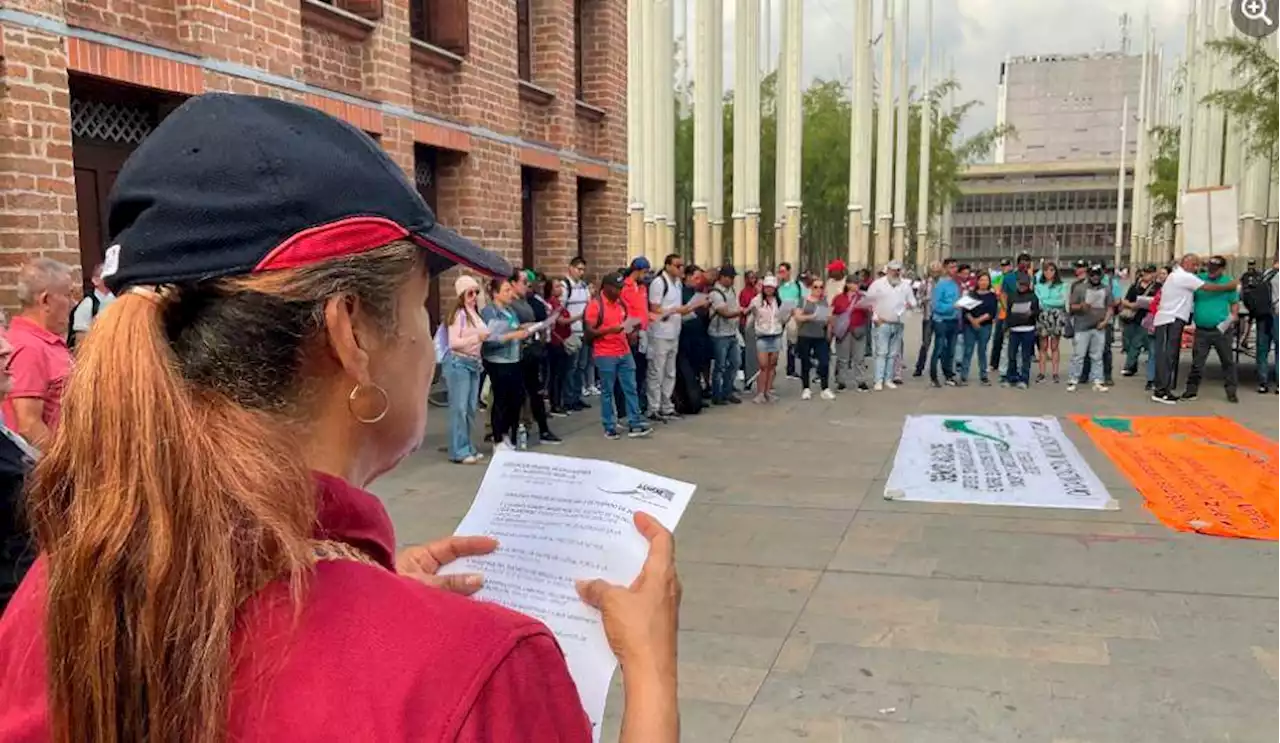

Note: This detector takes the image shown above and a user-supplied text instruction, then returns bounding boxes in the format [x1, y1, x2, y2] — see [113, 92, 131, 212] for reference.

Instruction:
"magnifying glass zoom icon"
[1242, 0, 1275, 25]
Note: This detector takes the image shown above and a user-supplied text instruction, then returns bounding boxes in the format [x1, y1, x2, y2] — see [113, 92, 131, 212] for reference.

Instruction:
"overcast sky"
[681, 0, 1192, 140]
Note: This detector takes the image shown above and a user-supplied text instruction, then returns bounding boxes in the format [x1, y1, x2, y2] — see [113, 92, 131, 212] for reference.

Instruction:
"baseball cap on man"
[101, 94, 509, 293]
[601, 272, 625, 290]
[628, 256, 652, 273]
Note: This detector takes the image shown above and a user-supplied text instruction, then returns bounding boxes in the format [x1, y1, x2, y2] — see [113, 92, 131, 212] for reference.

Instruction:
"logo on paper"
[597, 482, 676, 502]
[943, 419, 1011, 451]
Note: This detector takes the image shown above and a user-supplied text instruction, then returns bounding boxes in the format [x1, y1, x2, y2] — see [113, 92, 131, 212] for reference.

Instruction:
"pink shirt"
[447, 307, 486, 359]
[2, 317, 71, 435]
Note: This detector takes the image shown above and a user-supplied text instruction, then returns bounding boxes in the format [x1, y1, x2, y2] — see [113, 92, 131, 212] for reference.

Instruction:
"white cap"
[886, 260, 903, 271]
[762, 275, 778, 288]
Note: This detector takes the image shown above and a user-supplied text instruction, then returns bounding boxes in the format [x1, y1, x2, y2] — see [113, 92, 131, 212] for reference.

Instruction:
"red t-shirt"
[832, 290, 871, 329]
[2, 317, 72, 435]
[620, 278, 649, 331]
[582, 297, 630, 358]
[0, 473, 592, 742]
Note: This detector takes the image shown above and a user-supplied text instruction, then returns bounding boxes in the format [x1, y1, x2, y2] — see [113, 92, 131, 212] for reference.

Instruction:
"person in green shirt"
[776, 262, 803, 377]
[1182, 256, 1240, 403]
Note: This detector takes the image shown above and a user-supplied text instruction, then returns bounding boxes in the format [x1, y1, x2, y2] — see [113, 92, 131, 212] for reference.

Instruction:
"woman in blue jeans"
[442, 275, 490, 464]
[960, 273, 998, 385]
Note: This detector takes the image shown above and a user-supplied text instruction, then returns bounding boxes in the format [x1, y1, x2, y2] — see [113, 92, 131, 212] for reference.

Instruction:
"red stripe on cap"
[411, 233, 503, 278]
[255, 216, 410, 272]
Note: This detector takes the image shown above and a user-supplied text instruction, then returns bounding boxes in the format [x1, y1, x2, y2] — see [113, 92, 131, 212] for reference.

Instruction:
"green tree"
[1146, 124, 1180, 231]
[675, 74, 1008, 270]
[1203, 37, 1279, 160]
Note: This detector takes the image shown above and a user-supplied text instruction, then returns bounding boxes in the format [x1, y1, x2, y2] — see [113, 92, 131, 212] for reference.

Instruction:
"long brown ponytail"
[27, 241, 421, 743]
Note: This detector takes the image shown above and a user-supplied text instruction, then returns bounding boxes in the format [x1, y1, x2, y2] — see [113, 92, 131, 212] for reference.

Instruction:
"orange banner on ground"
[1071, 416, 1279, 540]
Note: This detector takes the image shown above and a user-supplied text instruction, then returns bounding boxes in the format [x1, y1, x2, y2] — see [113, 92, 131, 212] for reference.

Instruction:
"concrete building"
[0, 0, 627, 319]
[949, 161, 1134, 268]
[995, 52, 1142, 165]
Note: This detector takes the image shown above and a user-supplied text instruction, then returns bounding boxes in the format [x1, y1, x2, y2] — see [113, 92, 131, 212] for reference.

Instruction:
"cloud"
[682, 0, 1192, 141]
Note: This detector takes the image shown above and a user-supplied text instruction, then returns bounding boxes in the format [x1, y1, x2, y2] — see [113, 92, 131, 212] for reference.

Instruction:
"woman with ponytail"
[0, 95, 681, 743]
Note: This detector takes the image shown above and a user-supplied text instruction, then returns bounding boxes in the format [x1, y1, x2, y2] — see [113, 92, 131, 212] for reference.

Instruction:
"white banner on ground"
[885, 415, 1117, 511]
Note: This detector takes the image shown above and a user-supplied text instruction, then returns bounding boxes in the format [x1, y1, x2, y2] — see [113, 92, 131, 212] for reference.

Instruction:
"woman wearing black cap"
[0, 95, 679, 743]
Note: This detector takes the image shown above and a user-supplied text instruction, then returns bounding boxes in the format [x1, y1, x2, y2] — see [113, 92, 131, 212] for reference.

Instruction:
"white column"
[872, 0, 895, 268]
[891, 0, 910, 264]
[627, 0, 646, 257]
[858, 4, 875, 265]
[734, 0, 761, 272]
[1205, 2, 1229, 187]
[1174, 0, 1196, 256]
[1115, 96, 1129, 270]
[1130, 22, 1150, 265]
[710, 0, 725, 266]
[1188, 0, 1213, 190]
[914, 0, 932, 271]
[693, 0, 713, 267]
[642, 0, 658, 260]
[780, 0, 803, 267]
[847, 0, 871, 268]
[660, 0, 676, 259]
[773, 0, 787, 265]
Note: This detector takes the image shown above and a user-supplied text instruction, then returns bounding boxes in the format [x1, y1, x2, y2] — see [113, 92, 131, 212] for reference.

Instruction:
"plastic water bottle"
[516, 423, 529, 451]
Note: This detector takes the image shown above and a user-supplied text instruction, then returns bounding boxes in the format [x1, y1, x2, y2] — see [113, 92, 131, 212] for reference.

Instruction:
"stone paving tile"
[376, 324, 1278, 743]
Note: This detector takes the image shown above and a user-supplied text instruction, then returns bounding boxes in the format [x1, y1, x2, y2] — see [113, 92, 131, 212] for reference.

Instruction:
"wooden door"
[73, 142, 133, 293]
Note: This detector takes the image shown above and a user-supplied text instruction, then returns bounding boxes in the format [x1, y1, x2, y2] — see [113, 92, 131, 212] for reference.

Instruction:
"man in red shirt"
[619, 257, 653, 416]
[739, 271, 760, 388]
[585, 273, 653, 440]
[3, 259, 75, 450]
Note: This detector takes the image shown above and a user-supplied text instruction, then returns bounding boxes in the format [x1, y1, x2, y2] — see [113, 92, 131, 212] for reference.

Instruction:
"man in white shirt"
[646, 253, 697, 420]
[71, 263, 117, 348]
[865, 260, 917, 390]
[1150, 253, 1238, 404]
[561, 257, 592, 411]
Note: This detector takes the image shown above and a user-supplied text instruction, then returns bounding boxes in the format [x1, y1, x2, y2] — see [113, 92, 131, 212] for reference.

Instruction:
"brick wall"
[0, 0, 627, 315]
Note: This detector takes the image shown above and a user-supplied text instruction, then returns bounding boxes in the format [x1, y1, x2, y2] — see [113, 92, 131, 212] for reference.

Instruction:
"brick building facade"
[0, 0, 628, 317]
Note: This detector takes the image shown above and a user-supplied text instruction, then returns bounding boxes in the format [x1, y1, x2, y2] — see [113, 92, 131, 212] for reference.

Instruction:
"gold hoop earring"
[348, 383, 389, 424]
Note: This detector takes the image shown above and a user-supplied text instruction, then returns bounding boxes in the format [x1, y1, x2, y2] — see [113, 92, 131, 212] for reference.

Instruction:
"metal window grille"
[414, 160, 434, 191]
[71, 99, 155, 145]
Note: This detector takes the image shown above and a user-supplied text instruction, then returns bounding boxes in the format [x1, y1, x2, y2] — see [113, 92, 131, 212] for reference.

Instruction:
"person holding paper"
[865, 261, 916, 391]
[443, 274, 490, 464]
[0, 95, 685, 743]
[481, 273, 534, 450]
[928, 263, 962, 388]
[1120, 265, 1157, 379]
[585, 273, 652, 440]
[959, 272, 998, 386]
[831, 275, 871, 392]
[1066, 265, 1113, 393]
[791, 279, 835, 400]
[707, 265, 744, 406]
[647, 254, 696, 422]
[1180, 256, 1241, 403]
[746, 275, 787, 402]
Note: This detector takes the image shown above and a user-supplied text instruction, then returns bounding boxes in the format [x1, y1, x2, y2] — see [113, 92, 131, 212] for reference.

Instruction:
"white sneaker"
[1066, 381, 1078, 392]
[1092, 381, 1109, 393]
[885, 380, 897, 390]
[874, 382, 884, 391]
[801, 388, 813, 400]
[820, 388, 836, 400]
[494, 440, 513, 452]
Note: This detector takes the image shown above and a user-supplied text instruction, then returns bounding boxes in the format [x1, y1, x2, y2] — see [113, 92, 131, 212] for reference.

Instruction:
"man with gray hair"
[3, 258, 75, 448]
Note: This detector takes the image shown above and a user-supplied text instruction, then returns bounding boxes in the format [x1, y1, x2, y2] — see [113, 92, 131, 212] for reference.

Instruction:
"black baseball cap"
[101, 94, 509, 293]
[718, 264, 737, 278]
[1016, 252, 1032, 263]
[1074, 259, 1088, 268]
[999, 258, 1012, 266]
[601, 272, 625, 290]
[1207, 256, 1228, 269]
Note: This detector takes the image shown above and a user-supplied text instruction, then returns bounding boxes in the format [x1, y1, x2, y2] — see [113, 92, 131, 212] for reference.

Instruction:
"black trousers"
[989, 318, 1006, 371]
[1153, 319, 1186, 396]
[1184, 326, 1238, 395]
[797, 336, 831, 390]
[519, 353, 552, 434]
[484, 360, 525, 445]
[913, 315, 934, 375]
[547, 344, 570, 411]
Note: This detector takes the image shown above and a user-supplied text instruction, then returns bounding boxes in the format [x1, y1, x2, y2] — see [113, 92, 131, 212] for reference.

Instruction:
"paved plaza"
[372, 329, 1279, 742]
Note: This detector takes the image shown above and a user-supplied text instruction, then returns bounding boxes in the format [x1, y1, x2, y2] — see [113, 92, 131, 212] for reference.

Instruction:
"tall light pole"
[1173, 0, 1196, 257]
[1115, 96, 1129, 271]
[915, 0, 933, 271]
[1130, 20, 1151, 266]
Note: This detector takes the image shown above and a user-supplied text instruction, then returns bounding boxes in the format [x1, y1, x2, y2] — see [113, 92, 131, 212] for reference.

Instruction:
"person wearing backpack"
[69, 262, 116, 350]
[584, 272, 652, 440]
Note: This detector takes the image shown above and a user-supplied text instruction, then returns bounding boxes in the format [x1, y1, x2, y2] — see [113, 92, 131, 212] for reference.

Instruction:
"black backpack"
[1243, 270, 1275, 318]
[66, 293, 101, 350]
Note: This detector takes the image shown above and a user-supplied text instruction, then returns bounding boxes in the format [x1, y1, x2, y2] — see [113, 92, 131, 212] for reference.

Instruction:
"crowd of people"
[439, 248, 1280, 459]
